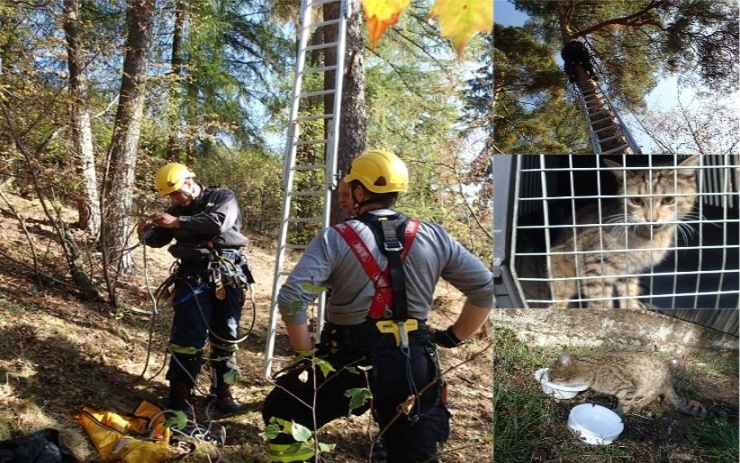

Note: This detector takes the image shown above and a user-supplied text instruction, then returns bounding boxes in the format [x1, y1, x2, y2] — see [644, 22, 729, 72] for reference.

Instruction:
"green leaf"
[290, 421, 314, 442]
[260, 423, 282, 441]
[299, 283, 327, 293]
[344, 387, 373, 413]
[318, 442, 336, 453]
[164, 410, 189, 430]
[288, 301, 305, 313]
[314, 358, 336, 378]
[224, 370, 239, 385]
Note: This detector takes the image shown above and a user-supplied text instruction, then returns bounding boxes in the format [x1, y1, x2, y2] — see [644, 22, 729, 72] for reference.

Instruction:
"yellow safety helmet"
[155, 163, 195, 196]
[343, 149, 408, 194]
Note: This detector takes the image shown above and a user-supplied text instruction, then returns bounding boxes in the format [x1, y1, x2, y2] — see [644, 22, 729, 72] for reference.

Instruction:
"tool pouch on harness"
[76, 400, 172, 463]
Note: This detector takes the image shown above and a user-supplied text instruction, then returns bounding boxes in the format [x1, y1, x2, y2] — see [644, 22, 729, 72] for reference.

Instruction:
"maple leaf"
[361, 0, 411, 50]
[429, 0, 493, 57]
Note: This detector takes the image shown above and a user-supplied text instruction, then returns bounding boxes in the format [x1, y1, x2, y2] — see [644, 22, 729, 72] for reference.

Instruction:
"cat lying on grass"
[547, 346, 709, 418]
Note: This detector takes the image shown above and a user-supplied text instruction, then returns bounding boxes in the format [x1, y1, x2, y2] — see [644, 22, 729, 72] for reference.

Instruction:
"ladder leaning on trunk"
[263, 0, 349, 377]
[575, 79, 643, 155]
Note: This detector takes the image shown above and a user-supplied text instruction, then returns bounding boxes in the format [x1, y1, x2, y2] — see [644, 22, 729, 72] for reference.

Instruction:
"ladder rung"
[291, 190, 325, 197]
[594, 125, 614, 134]
[289, 217, 323, 223]
[299, 89, 335, 98]
[296, 138, 328, 145]
[591, 116, 616, 125]
[305, 42, 340, 52]
[601, 145, 631, 155]
[599, 133, 626, 144]
[291, 164, 324, 171]
[589, 111, 616, 124]
[589, 109, 610, 117]
[308, 0, 342, 6]
[303, 64, 338, 74]
[297, 114, 332, 121]
[308, 18, 340, 29]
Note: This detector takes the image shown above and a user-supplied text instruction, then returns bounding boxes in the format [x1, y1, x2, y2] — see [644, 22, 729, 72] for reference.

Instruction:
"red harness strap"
[333, 219, 420, 319]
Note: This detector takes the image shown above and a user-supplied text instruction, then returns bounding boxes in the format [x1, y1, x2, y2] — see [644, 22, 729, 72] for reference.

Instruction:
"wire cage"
[493, 155, 739, 322]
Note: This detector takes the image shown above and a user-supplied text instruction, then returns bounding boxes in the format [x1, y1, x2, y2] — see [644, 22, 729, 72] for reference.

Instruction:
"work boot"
[168, 381, 195, 418]
[210, 347, 241, 415]
[211, 385, 240, 415]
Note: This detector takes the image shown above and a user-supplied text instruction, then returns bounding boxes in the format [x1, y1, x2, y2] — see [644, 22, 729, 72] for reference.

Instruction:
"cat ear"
[560, 345, 571, 365]
[603, 158, 630, 182]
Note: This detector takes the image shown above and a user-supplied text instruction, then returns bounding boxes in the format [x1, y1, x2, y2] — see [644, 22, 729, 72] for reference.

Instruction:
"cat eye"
[628, 197, 644, 206]
[662, 197, 675, 205]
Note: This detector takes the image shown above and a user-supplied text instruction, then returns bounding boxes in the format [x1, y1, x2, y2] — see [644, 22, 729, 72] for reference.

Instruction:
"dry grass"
[0, 191, 492, 462]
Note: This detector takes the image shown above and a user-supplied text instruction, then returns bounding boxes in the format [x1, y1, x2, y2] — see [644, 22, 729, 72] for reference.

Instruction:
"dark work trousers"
[262, 322, 451, 463]
[167, 255, 246, 383]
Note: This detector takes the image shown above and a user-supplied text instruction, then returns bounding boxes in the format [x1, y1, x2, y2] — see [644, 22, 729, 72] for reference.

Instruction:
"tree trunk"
[325, 0, 365, 224]
[62, 0, 101, 238]
[166, 0, 187, 160]
[103, 0, 155, 283]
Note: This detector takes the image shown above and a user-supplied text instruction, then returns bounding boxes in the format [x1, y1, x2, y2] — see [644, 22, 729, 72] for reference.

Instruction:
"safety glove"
[433, 326, 464, 348]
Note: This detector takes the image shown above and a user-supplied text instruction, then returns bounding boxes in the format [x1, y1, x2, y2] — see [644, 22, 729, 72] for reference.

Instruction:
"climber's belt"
[376, 319, 418, 347]
[324, 319, 429, 353]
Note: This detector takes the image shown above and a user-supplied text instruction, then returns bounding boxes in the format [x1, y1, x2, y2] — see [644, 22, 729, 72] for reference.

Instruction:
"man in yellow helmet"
[337, 179, 356, 218]
[262, 150, 494, 462]
[137, 162, 250, 419]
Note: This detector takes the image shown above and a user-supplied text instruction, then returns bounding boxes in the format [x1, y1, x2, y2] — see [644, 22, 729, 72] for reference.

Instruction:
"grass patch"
[692, 416, 740, 463]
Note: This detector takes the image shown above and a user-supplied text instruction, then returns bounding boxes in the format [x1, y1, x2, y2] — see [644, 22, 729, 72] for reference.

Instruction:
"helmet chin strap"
[351, 184, 383, 211]
[178, 180, 199, 198]
[355, 197, 385, 209]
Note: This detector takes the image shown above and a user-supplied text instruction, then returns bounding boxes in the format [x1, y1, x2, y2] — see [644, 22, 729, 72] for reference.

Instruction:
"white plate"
[567, 403, 624, 445]
[534, 368, 588, 399]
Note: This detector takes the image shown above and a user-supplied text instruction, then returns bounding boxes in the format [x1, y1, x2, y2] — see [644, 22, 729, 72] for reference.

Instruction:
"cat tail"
[666, 389, 711, 418]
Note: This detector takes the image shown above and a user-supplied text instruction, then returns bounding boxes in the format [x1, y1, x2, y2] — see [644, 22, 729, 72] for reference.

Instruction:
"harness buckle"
[383, 241, 403, 253]
[375, 319, 418, 347]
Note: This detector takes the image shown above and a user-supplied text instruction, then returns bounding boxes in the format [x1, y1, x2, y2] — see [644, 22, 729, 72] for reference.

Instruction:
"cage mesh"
[509, 154, 739, 310]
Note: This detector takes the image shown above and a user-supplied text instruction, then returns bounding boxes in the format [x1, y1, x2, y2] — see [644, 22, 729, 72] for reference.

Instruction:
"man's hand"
[136, 219, 151, 236]
[151, 212, 179, 229]
[433, 326, 465, 348]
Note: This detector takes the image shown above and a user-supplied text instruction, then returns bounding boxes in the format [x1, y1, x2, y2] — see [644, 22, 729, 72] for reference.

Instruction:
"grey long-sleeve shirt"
[277, 209, 494, 326]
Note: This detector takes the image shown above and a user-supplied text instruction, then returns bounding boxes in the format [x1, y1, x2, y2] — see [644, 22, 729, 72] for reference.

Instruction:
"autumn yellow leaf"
[429, 0, 493, 57]
[361, 0, 411, 50]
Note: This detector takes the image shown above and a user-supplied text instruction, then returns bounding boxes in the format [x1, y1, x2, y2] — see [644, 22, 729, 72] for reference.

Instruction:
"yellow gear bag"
[76, 400, 171, 462]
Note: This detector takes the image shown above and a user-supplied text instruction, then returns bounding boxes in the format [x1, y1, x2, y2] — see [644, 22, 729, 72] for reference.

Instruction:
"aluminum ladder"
[263, 0, 349, 377]
[575, 79, 642, 155]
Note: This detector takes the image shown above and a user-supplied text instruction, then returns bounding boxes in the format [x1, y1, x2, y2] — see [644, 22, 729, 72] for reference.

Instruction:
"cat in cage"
[547, 346, 709, 417]
[547, 155, 700, 309]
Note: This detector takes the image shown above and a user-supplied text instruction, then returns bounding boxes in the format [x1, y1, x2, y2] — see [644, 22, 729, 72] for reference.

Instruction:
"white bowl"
[534, 368, 588, 399]
[567, 403, 624, 445]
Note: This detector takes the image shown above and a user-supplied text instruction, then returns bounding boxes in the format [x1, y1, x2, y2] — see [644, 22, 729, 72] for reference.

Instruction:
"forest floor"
[0, 191, 493, 462]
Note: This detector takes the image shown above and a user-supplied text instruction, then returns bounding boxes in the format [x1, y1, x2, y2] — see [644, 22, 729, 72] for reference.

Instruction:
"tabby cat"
[547, 346, 708, 417]
[548, 155, 699, 309]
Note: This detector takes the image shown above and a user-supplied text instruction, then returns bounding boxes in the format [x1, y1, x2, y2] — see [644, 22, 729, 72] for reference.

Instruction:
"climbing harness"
[332, 213, 436, 421]
[332, 214, 419, 319]
[134, 233, 258, 450]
